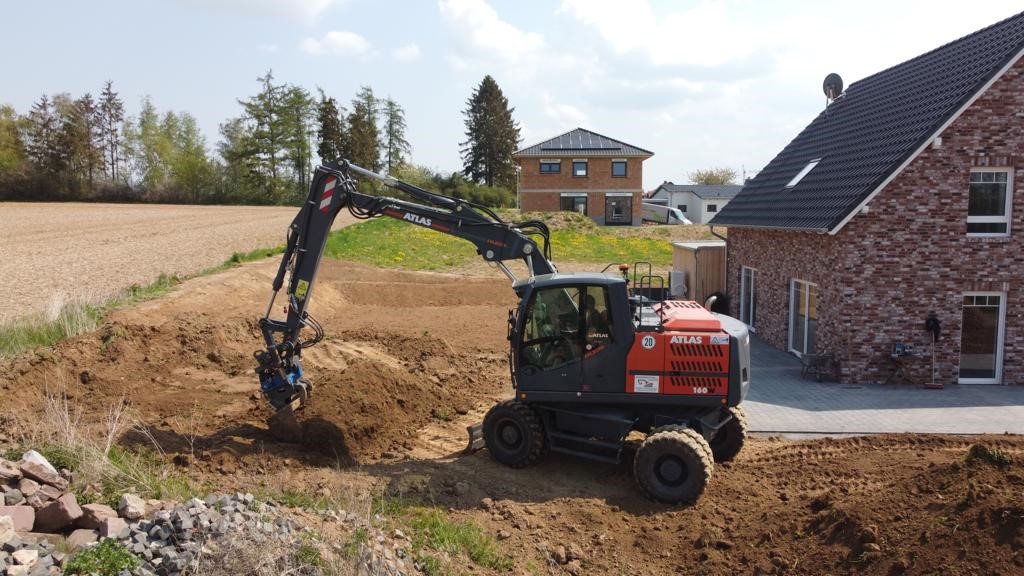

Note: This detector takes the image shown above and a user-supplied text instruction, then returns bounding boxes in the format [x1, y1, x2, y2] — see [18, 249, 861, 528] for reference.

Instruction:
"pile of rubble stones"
[1, 451, 412, 576]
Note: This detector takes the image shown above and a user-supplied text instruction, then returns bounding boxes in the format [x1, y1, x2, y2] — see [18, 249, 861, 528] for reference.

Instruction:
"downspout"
[710, 225, 729, 308]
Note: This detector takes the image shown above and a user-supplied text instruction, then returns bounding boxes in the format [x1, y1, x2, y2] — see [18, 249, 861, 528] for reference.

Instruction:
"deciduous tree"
[689, 167, 737, 185]
[347, 86, 380, 173]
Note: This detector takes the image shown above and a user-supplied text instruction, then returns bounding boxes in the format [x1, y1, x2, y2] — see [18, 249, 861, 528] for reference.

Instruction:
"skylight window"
[785, 158, 821, 189]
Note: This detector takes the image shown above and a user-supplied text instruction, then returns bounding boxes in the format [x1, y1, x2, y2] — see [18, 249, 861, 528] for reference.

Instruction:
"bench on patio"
[800, 353, 839, 382]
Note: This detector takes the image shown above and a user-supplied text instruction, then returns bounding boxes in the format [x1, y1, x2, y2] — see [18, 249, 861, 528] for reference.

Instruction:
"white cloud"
[559, 0, 761, 68]
[392, 44, 421, 62]
[176, 0, 343, 23]
[438, 0, 544, 65]
[540, 93, 588, 132]
[301, 31, 371, 56]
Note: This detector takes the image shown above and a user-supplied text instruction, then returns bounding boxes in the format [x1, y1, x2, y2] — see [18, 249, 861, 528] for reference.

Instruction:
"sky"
[3, 0, 1022, 191]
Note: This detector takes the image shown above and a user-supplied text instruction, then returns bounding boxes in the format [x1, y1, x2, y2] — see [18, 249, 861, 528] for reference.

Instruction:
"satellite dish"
[823, 73, 844, 100]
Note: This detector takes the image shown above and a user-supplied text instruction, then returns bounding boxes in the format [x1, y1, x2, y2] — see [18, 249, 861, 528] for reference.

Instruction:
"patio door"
[740, 267, 756, 330]
[959, 293, 1006, 384]
[604, 194, 632, 225]
[788, 280, 817, 356]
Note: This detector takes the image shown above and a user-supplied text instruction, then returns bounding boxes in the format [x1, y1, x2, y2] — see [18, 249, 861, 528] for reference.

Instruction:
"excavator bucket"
[267, 383, 311, 444]
[465, 422, 485, 454]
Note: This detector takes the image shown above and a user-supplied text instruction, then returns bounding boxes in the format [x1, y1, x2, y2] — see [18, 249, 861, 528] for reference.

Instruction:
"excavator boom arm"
[255, 159, 555, 411]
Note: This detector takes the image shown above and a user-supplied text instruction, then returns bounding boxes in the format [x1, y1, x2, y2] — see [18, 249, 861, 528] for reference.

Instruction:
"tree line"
[0, 73, 522, 207]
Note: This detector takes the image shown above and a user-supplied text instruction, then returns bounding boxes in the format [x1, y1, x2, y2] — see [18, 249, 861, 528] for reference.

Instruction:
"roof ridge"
[850, 10, 1024, 91]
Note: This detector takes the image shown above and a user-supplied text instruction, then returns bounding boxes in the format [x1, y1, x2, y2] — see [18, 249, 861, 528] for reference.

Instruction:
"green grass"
[64, 539, 140, 575]
[965, 444, 1012, 468]
[407, 508, 513, 573]
[96, 445, 199, 508]
[323, 216, 675, 271]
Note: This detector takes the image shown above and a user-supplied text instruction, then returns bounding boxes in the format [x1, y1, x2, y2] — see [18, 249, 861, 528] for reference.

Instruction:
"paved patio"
[744, 336, 1024, 435]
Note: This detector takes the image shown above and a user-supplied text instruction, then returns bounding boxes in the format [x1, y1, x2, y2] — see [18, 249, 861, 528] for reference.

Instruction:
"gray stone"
[34, 494, 82, 532]
[4, 489, 24, 506]
[100, 517, 129, 539]
[7, 564, 30, 576]
[119, 494, 146, 521]
[16, 463, 65, 492]
[0, 506, 35, 531]
[78, 503, 118, 529]
[16, 480, 39, 498]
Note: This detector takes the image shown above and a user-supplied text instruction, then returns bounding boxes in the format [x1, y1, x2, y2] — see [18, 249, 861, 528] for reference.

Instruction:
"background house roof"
[650, 183, 743, 200]
[514, 128, 653, 157]
[711, 10, 1024, 233]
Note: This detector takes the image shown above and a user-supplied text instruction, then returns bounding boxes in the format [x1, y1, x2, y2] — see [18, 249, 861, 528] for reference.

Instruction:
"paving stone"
[34, 494, 82, 533]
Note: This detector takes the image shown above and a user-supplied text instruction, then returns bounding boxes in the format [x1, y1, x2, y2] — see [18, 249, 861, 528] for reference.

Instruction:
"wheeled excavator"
[254, 160, 751, 503]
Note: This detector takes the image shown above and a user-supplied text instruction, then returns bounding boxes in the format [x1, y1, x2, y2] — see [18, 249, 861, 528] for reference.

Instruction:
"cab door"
[580, 285, 625, 393]
[516, 285, 583, 392]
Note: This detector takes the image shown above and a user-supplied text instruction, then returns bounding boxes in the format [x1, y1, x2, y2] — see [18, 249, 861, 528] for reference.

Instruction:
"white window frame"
[786, 158, 821, 188]
[966, 168, 1013, 237]
[788, 279, 817, 356]
[958, 291, 1006, 384]
[739, 267, 756, 331]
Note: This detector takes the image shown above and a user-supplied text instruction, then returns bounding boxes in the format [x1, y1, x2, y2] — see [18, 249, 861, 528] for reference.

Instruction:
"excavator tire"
[634, 426, 713, 504]
[709, 406, 748, 463]
[483, 400, 545, 468]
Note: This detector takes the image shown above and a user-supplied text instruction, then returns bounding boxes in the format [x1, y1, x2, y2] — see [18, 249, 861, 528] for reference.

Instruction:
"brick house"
[513, 128, 653, 225]
[711, 12, 1024, 386]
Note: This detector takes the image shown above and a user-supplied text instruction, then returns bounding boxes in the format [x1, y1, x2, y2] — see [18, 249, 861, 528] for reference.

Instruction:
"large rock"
[0, 515, 13, 544]
[36, 485, 62, 501]
[78, 503, 118, 529]
[11, 548, 38, 566]
[118, 494, 146, 520]
[66, 528, 98, 549]
[16, 479, 39, 497]
[0, 506, 34, 531]
[34, 493, 82, 532]
[17, 461, 66, 491]
[0, 458, 20, 481]
[4, 489, 24, 506]
[99, 517, 129, 539]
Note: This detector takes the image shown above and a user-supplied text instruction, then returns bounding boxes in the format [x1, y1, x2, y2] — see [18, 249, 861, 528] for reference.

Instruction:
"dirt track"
[0, 202, 357, 324]
[2, 259, 1023, 575]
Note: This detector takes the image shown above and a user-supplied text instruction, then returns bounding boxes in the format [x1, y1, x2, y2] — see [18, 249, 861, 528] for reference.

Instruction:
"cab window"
[582, 286, 613, 346]
[521, 287, 580, 369]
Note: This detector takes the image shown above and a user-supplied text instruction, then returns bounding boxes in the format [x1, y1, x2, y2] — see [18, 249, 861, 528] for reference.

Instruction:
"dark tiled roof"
[650, 183, 743, 200]
[514, 127, 653, 157]
[711, 11, 1024, 232]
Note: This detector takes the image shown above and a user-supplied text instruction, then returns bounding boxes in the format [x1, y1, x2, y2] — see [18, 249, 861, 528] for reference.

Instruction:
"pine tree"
[25, 95, 62, 176]
[381, 97, 410, 173]
[316, 90, 347, 164]
[74, 93, 104, 191]
[99, 80, 125, 182]
[347, 86, 380, 172]
[460, 75, 520, 189]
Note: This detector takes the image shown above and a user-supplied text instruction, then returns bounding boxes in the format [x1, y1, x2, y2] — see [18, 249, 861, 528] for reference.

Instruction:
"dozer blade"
[465, 422, 484, 454]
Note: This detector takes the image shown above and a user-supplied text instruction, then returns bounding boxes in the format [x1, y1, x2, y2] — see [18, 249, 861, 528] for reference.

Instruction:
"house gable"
[712, 11, 1024, 233]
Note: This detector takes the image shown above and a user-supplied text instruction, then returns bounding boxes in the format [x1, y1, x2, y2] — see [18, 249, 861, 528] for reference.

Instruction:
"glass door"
[740, 267, 756, 330]
[604, 195, 632, 225]
[788, 280, 817, 356]
[959, 293, 1005, 384]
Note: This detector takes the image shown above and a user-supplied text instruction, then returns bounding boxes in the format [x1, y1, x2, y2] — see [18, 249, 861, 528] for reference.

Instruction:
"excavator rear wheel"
[709, 406, 748, 463]
[634, 426, 713, 504]
[483, 400, 545, 468]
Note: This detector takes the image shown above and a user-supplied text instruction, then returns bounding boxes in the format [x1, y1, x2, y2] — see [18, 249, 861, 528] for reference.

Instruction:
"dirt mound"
[292, 329, 506, 463]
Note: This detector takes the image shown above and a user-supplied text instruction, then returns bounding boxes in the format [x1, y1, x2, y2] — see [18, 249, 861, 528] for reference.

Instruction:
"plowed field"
[2, 258, 1023, 575]
[0, 202, 356, 324]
